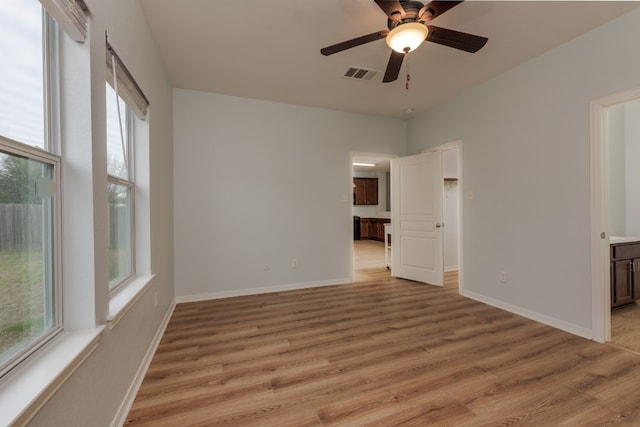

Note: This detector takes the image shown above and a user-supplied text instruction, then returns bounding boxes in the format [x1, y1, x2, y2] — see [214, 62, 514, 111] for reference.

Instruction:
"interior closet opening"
[440, 146, 461, 292]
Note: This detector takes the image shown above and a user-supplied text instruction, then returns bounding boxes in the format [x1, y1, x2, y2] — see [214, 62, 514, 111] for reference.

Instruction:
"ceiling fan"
[320, 0, 488, 83]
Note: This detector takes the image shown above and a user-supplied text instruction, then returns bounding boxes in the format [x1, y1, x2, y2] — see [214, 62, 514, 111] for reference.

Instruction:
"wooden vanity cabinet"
[610, 241, 640, 308]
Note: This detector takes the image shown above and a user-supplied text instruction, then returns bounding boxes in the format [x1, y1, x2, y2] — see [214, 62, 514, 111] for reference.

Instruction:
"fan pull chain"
[405, 53, 411, 90]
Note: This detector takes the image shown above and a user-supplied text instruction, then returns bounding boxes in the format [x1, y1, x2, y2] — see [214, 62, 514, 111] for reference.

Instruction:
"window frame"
[44, 11, 61, 155]
[0, 8, 62, 378]
[0, 137, 62, 378]
[106, 91, 136, 294]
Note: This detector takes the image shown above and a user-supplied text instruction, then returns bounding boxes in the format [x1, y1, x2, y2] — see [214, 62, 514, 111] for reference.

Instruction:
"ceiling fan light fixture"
[385, 22, 429, 53]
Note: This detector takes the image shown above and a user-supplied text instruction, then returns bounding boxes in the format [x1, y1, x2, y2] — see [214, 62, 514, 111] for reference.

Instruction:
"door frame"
[590, 86, 640, 343]
[422, 140, 464, 294]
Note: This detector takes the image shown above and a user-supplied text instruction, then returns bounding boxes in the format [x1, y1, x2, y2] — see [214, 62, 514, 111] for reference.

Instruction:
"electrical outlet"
[291, 258, 299, 270]
[499, 271, 508, 283]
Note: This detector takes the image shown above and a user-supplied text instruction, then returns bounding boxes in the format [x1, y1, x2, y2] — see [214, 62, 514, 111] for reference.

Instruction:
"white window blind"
[106, 42, 149, 120]
[39, 0, 87, 42]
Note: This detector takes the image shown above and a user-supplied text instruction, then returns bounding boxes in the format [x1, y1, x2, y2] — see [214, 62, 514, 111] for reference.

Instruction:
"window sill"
[108, 273, 155, 329]
[0, 327, 104, 426]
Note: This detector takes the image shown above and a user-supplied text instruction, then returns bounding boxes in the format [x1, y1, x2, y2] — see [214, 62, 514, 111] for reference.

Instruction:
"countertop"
[365, 212, 390, 220]
[610, 236, 640, 244]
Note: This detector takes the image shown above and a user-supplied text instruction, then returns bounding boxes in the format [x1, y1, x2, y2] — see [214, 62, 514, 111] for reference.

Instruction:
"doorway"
[350, 143, 463, 292]
[590, 86, 640, 344]
[351, 152, 394, 282]
[609, 99, 640, 352]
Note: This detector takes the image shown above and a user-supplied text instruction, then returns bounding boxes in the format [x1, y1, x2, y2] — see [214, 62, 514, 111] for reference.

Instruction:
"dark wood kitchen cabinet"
[372, 219, 385, 241]
[610, 241, 640, 308]
[353, 178, 378, 206]
[360, 218, 372, 239]
[359, 218, 389, 242]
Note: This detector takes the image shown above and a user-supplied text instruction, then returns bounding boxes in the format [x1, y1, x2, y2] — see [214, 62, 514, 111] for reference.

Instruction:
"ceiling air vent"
[344, 67, 378, 80]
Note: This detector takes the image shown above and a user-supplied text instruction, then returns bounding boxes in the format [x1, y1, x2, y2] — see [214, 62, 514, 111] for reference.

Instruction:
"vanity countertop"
[610, 236, 640, 244]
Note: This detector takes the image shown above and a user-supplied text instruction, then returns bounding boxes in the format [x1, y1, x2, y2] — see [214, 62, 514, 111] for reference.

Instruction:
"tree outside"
[0, 150, 50, 365]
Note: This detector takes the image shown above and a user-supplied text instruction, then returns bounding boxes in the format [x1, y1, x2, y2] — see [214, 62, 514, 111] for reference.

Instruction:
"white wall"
[27, 0, 174, 425]
[442, 147, 458, 179]
[624, 99, 640, 236]
[174, 89, 406, 299]
[407, 8, 640, 336]
[608, 104, 626, 236]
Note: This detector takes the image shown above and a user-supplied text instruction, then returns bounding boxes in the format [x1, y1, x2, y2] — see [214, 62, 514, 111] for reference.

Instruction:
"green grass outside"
[0, 249, 44, 285]
[1, 247, 129, 363]
[0, 249, 45, 362]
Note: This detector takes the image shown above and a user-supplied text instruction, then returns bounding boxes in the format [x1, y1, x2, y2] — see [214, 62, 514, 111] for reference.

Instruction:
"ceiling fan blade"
[321, 30, 389, 56]
[383, 50, 404, 83]
[374, 0, 406, 20]
[426, 25, 488, 53]
[419, 1, 463, 22]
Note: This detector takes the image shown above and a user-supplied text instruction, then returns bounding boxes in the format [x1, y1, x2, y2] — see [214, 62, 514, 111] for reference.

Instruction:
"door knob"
[435, 223, 442, 228]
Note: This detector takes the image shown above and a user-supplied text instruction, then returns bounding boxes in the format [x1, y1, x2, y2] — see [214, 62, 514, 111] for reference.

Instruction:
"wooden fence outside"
[0, 204, 43, 251]
[0, 204, 128, 251]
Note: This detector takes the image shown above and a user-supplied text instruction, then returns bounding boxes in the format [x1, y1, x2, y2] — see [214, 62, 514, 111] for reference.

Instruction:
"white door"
[391, 151, 443, 285]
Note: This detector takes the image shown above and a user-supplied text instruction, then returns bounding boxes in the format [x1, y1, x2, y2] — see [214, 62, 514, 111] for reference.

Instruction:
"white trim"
[590, 101, 609, 343]
[0, 327, 104, 427]
[176, 278, 352, 304]
[110, 300, 176, 427]
[108, 274, 155, 329]
[444, 265, 459, 272]
[462, 289, 592, 340]
[421, 140, 461, 154]
[590, 86, 640, 343]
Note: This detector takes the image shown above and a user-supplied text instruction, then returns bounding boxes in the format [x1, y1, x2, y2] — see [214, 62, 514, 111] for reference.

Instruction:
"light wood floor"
[127, 241, 640, 426]
[353, 240, 392, 283]
[612, 302, 640, 354]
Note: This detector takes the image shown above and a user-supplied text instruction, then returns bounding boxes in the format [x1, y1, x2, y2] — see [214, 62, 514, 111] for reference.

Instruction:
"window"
[0, 2, 61, 376]
[106, 82, 135, 291]
[105, 41, 149, 294]
[0, 1, 46, 149]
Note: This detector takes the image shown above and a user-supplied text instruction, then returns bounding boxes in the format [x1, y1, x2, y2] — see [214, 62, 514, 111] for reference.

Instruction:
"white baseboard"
[461, 289, 593, 340]
[111, 300, 176, 427]
[176, 277, 352, 303]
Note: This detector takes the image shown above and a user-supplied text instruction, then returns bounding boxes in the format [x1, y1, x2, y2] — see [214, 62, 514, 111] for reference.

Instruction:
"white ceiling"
[139, 0, 639, 119]
[353, 153, 394, 172]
